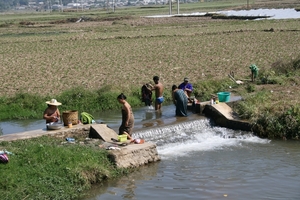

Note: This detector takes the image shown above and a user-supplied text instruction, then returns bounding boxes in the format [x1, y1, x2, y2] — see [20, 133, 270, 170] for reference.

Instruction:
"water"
[146, 8, 300, 20]
[0, 102, 195, 135]
[84, 120, 300, 200]
[218, 8, 300, 20]
[0, 118, 46, 135]
[1, 103, 300, 199]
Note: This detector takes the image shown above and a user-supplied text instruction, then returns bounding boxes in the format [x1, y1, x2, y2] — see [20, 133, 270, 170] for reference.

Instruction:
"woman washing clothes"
[172, 85, 188, 117]
[117, 93, 134, 141]
[43, 99, 62, 124]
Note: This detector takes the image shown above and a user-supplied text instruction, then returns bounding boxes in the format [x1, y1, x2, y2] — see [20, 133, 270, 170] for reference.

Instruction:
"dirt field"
[0, 1, 299, 100]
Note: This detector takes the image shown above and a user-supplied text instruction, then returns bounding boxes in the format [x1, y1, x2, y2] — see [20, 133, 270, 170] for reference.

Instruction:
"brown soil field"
[0, 2, 300, 102]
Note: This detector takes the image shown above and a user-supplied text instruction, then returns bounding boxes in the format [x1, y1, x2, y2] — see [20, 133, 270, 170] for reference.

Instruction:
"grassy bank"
[232, 56, 300, 139]
[0, 136, 128, 200]
[0, 79, 232, 120]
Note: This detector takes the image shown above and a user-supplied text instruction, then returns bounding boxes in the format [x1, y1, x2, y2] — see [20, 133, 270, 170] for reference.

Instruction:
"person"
[141, 83, 153, 106]
[43, 99, 62, 123]
[178, 77, 193, 99]
[150, 76, 164, 111]
[117, 93, 134, 141]
[172, 85, 188, 117]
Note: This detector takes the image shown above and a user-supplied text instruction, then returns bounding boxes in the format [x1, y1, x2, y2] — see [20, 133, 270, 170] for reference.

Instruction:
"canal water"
[82, 105, 298, 200]
[1, 103, 300, 200]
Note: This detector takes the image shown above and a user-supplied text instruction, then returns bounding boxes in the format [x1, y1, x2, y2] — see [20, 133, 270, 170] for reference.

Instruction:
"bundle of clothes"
[141, 83, 153, 106]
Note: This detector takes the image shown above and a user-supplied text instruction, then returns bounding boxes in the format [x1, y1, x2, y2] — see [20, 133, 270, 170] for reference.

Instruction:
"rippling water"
[1, 103, 300, 200]
[84, 119, 300, 200]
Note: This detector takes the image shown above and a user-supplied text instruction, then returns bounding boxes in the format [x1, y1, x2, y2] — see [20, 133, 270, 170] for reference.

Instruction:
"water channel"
[1, 8, 300, 199]
[82, 108, 300, 200]
[1, 103, 300, 200]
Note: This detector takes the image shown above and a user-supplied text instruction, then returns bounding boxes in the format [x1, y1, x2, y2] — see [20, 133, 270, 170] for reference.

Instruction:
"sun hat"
[46, 99, 62, 106]
[184, 78, 189, 82]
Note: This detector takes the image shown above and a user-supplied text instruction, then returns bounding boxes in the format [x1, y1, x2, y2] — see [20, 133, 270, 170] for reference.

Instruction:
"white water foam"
[158, 131, 270, 159]
[134, 119, 270, 159]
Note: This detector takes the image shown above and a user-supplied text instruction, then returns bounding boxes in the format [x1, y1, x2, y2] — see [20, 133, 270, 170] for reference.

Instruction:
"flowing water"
[83, 106, 300, 200]
[1, 104, 300, 200]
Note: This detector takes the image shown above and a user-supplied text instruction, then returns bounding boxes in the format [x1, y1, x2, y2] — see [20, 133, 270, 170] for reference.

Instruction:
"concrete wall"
[202, 104, 253, 132]
[107, 143, 160, 168]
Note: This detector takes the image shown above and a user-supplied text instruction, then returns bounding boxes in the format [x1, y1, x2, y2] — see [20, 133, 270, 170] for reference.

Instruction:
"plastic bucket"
[217, 92, 231, 102]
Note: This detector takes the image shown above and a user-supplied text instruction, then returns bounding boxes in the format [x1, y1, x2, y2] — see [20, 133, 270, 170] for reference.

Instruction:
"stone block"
[89, 124, 119, 142]
[107, 142, 161, 168]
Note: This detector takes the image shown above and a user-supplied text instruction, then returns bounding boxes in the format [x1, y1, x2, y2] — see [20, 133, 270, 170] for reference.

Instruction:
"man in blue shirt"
[178, 77, 193, 99]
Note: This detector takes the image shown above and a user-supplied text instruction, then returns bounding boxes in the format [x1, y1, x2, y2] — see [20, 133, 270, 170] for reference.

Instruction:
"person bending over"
[172, 85, 188, 117]
[178, 77, 193, 99]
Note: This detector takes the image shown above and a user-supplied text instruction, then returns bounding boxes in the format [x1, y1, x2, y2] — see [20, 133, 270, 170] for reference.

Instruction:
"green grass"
[0, 136, 126, 200]
[0, 85, 174, 120]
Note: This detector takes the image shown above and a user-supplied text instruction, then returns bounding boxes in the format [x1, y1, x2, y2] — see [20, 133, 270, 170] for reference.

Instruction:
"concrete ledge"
[107, 142, 160, 168]
[0, 124, 91, 141]
[0, 123, 161, 169]
[203, 102, 253, 132]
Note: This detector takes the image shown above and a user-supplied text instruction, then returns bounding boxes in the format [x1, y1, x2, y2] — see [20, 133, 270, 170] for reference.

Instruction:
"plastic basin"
[118, 134, 127, 142]
[217, 92, 231, 102]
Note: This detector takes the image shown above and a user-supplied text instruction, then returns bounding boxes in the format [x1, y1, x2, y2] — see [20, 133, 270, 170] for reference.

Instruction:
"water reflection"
[0, 119, 46, 135]
[84, 163, 159, 200]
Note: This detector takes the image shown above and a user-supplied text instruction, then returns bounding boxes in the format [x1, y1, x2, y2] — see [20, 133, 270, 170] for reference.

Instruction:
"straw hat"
[46, 99, 62, 106]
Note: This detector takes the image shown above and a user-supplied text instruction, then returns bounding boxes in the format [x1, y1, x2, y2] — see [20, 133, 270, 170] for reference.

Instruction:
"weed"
[246, 83, 256, 93]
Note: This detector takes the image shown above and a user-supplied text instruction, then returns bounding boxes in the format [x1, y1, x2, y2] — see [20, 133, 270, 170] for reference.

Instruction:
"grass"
[0, 136, 127, 200]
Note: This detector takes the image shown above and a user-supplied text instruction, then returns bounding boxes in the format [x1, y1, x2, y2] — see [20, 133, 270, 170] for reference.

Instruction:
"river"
[83, 105, 300, 200]
[1, 103, 300, 200]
